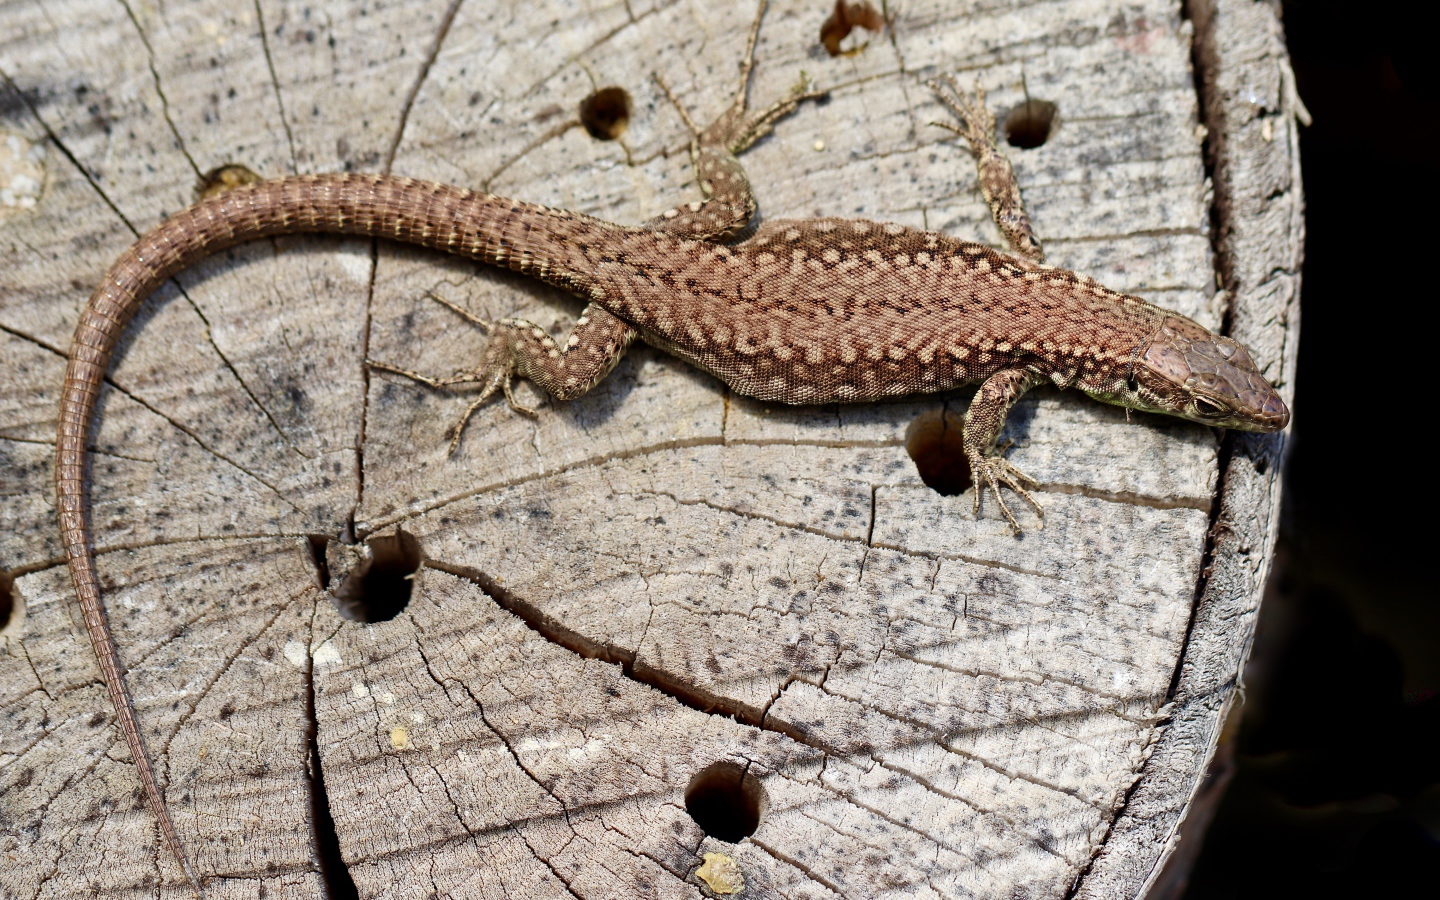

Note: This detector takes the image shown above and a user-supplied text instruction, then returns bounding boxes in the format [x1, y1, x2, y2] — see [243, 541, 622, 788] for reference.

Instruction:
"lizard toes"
[970, 455, 1043, 531]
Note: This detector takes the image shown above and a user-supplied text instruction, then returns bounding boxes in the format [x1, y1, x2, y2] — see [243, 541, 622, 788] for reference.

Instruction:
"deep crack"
[304, 624, 360, 900]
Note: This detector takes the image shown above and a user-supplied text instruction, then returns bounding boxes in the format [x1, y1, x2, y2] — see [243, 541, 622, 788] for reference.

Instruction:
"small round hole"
[0, 569, 15, 630]
[1003, 99, 1058, 149]
[685, 762, 764, 843]
[905, 408, 971, 496]
[329, 531, 423, 624]
[579, 87, 631, 141]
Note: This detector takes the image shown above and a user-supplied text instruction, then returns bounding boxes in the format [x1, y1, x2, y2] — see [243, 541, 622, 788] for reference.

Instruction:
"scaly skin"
[54, 1, 1287, 890]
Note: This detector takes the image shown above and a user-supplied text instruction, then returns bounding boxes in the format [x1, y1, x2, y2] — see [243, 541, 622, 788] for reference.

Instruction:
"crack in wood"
[115, 0, 202, 181]
[250, 0, 299, 172]
[304, 611, 362, 900]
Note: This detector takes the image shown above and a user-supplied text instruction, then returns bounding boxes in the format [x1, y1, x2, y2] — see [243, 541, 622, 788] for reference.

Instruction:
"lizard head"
[1122, 316, 1289, 432]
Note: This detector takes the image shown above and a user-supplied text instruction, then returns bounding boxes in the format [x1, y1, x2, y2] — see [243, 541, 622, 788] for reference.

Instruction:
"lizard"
[52, 0, 1288, 891]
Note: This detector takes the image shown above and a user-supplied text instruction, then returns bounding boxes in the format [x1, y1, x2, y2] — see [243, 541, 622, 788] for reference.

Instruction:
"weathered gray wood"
[1072, 1, 1305, 895]
[0, 1, 1299, 897]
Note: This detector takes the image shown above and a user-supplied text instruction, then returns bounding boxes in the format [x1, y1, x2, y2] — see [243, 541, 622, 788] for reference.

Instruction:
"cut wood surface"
[0, 1, 1301, 897]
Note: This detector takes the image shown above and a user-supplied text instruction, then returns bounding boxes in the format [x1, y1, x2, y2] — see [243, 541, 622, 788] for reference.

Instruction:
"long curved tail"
[55, 173, 608, 887]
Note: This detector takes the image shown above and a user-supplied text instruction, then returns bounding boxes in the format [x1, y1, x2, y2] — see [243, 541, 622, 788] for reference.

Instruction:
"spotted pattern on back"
[593, 217, 1167, 403]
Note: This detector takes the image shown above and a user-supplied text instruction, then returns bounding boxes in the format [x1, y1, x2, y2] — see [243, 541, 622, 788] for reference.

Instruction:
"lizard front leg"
[649, 0, 825, 240]
[964, 368, 1047, 533]
[368, 293, 635, 453]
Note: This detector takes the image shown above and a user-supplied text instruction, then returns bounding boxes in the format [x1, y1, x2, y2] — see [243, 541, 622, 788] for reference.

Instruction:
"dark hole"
[684, 762, 764, 843]
[194, 163, 262, 201]
[0, 569, 14, 630]
[579, 86, 631, 141]
[1003, 99, 1058, 149]
[906, 408, 972, 496]
[329, 531, 422, 624]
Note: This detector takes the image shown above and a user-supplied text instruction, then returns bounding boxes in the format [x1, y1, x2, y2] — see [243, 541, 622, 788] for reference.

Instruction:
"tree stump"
[0, 1, 1301, 896]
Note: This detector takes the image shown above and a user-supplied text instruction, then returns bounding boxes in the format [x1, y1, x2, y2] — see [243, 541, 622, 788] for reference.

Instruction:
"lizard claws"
[422, 290, 493, 332]
[442, 367, 539, 454]
[925, 76, 994, 153]
[969, 454, 1043, 534]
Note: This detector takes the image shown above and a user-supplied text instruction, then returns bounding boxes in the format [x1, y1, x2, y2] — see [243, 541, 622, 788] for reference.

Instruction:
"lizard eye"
[1192, 396, 1227, 418]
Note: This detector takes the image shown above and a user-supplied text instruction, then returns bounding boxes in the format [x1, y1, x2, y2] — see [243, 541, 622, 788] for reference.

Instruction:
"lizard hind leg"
[648, 0, 826, 240]
[367, 297, 638, 454]
[926, 75, 1045, 263]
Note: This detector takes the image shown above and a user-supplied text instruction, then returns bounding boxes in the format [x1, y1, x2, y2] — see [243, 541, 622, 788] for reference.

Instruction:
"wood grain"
[0, 1, 1299, 896]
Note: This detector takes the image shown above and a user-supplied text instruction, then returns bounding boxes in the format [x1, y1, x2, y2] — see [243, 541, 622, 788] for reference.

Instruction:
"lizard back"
[595, 217, 1168, 404]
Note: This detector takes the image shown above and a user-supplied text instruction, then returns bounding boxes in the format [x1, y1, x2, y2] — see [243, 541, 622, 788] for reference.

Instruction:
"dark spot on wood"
[820, 0, 886, 57]
[328, 530, 424, 624]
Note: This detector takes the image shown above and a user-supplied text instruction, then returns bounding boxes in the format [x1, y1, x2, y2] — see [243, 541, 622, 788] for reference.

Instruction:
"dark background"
[1183, 1, 1439, 895]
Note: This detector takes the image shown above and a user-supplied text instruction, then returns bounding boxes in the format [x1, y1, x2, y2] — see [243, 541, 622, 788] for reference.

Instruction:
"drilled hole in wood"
[906, 408, 972, 496]
[1004, 99, 1058, 149]
[0, 570, 14, 630]
[329, 531, 423, 624]
[579, 87, 631, 141]
[685, 762, 764, 843]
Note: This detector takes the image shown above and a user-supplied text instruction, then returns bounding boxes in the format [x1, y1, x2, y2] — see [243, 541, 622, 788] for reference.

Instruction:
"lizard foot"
[365, 293, 539, 455]
[968, 453, 1043, 534]
[711, 71, 827, 156]
[652, 69, 826, 157]
[652, 0, 827, 156]
[925, 74, 996, 154]
[446, 353, 540, 454]
[366, 348, 537, 455]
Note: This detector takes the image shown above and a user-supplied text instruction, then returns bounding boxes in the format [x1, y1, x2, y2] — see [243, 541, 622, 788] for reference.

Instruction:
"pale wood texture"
[0, 1, 1299, 897]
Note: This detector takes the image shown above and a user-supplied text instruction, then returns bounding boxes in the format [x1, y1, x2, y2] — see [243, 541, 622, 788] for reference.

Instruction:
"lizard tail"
[55, 172, 607, 886]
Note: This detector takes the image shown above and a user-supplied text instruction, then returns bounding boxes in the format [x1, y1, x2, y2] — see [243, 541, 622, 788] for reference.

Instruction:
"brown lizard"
[54, 0, 1288, 890]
